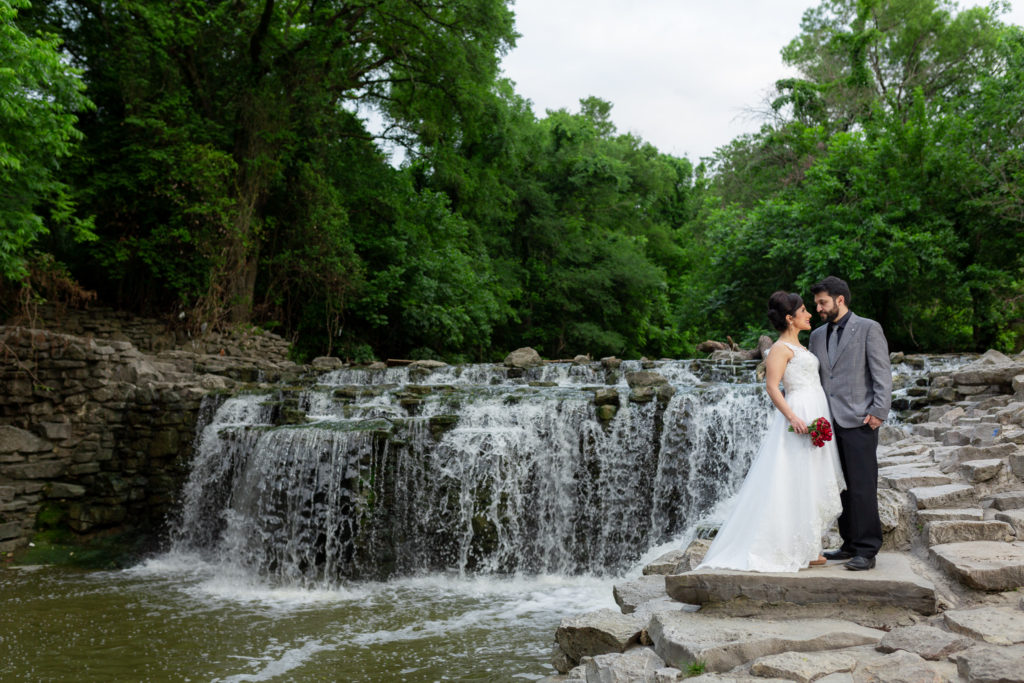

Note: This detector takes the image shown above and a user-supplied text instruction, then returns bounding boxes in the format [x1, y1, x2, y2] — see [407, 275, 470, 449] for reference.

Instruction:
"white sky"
[500, 0, 1024, 162]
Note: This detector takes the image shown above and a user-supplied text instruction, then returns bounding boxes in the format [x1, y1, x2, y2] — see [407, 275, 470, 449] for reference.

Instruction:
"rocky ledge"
[544, 349, 1024, 682]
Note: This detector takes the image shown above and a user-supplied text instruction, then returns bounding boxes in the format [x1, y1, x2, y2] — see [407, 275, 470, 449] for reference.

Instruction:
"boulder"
[944, 606, 1024, 645]
[930, 541, 1024, 590]
[584, 647, 666, 683]
[952, 350, 1023, 386]
[749, 651, 856, 682]
[504, 347, 543, 368]
[673, 538, 712, 573]
[551, 643, 575, 674]
[555, 609, 643, 664]
[954, 644, 1024, 683]
[310, 356, 345, 370]
[924, 520, 1015, 546]
[594, 388, 620, 407]
[613, 576, 669, 614]
[625, 371, 669, 388]
[877, 624, 972, 660]
[647, 611, 882, 674]
[643, 548, 688, 576]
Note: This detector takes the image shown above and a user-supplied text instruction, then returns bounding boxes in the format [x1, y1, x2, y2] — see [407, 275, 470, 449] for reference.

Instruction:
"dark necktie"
[827, 323, 838, 365]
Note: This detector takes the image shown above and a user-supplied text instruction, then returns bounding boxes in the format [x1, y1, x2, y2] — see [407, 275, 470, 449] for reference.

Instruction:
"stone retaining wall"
[0, 322, 307, 556]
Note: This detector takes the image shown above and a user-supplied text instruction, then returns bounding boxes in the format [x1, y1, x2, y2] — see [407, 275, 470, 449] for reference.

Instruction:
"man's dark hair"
[810, 276, 852, 305]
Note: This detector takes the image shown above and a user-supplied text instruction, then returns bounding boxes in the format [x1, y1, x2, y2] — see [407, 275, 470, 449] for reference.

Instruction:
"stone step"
[916, 508, 984, 524]
[960, 458, 1005, 483]
[944, 606, 1024, 645]
[879, 467, 952, 491]
[924, 520, 1015, 546]
[646, 611, 883, 674]
[984, 490, 1024, 510]
[908, 483, 975, 509]
[878, 454, 932, 468]
[664, 552, 935, 614]
[930, 541, 1024, 590]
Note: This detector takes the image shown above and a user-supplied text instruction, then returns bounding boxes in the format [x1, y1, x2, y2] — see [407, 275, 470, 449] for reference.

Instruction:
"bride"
[696, 291, 846, 572]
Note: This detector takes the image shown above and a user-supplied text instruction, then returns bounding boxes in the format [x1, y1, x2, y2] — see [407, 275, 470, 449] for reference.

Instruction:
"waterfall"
[171, 359, 776, 584]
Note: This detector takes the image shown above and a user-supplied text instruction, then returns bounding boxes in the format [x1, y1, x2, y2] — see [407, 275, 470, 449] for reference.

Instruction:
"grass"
[685, 660, 707, 677]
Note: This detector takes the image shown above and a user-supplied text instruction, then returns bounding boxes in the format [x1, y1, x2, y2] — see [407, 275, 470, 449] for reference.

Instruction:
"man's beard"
[821, 308, 839, 323]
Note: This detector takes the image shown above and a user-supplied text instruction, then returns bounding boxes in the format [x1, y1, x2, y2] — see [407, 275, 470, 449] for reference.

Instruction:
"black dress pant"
[834, 423, 882, 558]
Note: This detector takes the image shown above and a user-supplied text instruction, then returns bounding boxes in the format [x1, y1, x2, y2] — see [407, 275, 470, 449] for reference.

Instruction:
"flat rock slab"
[916, 508, 984, 523]
[614, 575, 669, 614]
[647, 611, 883, 673]
[665, 553, 936, 614]
[944, 606, 1024, 645]
[877, 623, 972, 660]
[908, 483, 976, 509]
[879, 468, 952, 491]
[750, 651, 857, 682]
[930, 541, 1024, 590]
[925, 520, 1014, 546]
[954, 644, 1024, 683]
[853, 649, 952, 683]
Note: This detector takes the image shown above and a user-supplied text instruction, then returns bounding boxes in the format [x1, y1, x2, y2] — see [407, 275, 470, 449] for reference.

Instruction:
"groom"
[809, 276, 892, 571]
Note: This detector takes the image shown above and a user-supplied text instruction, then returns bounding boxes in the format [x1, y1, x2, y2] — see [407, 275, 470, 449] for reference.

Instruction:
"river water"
[1, 555, 626, 681]
[0, 356, 953, 681]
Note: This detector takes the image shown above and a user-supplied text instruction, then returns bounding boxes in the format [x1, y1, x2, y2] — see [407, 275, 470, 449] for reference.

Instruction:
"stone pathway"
[542, 350, 1024, 683]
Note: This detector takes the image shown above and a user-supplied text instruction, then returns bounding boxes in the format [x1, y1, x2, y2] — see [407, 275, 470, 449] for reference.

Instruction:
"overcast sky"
[500, 0, 1024, 162]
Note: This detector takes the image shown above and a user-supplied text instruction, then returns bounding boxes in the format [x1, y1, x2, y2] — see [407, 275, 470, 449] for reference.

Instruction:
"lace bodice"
[776, 342, 821, 395]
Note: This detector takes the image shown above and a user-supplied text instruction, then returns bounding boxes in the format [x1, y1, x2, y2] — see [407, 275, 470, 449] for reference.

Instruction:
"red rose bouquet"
[788, 416, 833, 448]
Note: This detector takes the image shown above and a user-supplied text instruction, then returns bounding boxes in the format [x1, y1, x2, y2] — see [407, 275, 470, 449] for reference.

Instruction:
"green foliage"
[5, 0, 1021, 357]
[0, 0, 93, 284]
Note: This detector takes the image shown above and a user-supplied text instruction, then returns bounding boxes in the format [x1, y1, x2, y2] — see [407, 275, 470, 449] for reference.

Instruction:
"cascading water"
[170, 359, 776, 584]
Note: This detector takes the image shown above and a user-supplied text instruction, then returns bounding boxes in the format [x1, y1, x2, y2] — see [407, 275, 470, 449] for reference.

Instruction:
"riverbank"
[542, 350, 1024, 682]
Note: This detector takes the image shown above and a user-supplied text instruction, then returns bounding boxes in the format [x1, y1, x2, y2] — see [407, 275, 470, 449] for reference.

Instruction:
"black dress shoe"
[823, 549, 854, 561]
[844, 555, 876, 571]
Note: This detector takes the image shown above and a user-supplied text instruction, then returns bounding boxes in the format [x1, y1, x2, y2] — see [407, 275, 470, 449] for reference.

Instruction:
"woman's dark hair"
[767, 291, 804, 331]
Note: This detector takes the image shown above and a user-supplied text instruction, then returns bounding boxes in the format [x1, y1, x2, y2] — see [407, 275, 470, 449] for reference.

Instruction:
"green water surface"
[0, 557, 615, 682]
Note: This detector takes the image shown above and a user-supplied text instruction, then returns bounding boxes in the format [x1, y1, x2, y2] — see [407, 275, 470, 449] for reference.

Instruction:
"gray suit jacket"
[809, 312, 892, 429]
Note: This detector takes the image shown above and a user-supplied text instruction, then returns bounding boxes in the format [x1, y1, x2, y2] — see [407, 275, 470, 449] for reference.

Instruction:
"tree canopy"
[3, 0, 1022, 358]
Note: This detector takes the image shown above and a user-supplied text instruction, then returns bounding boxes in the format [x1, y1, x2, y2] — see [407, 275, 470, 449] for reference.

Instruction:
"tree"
[776, 0, 1006, 128]
[34, 0, 515, 325]
[0, 0, 93, 285]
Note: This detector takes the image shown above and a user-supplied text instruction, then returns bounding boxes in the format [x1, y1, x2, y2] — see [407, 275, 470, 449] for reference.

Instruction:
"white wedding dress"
[695, 342, 846, 572]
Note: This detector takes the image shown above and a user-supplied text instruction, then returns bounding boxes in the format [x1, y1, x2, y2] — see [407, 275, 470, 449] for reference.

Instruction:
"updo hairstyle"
[766, 291, 804, 332]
